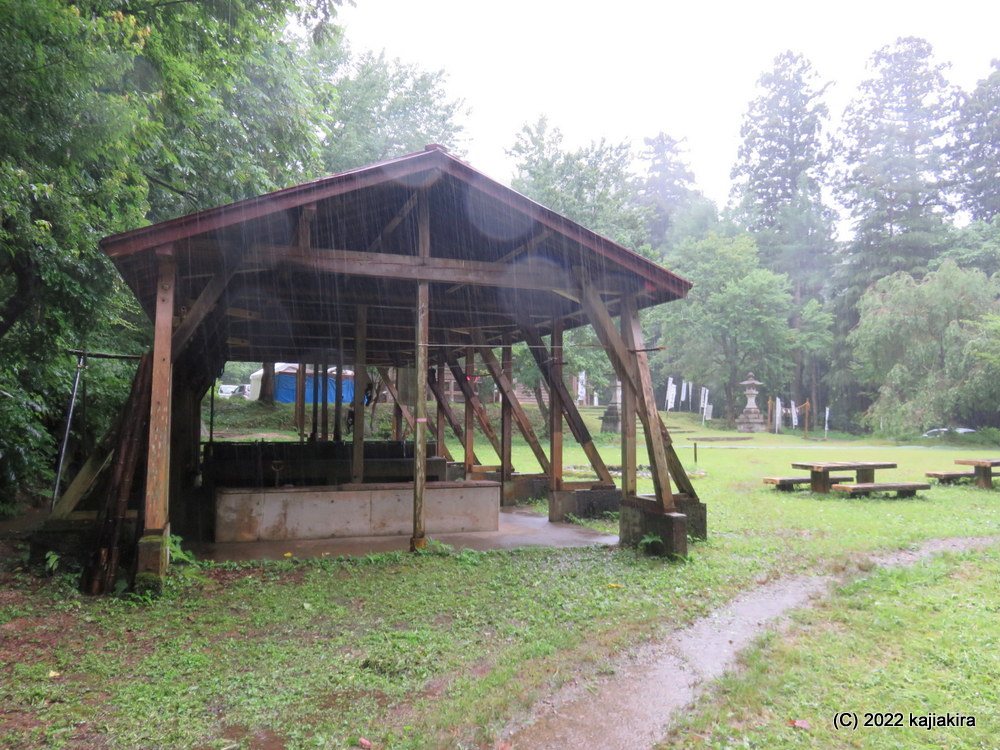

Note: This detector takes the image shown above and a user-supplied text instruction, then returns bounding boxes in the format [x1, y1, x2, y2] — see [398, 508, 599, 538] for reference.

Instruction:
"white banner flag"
[665, 379, 677, 410]
[577, 371, 586, 403]
[791, 400, 798, 427]
[775, 397, 782, 432]
[680, 380, 688, 403]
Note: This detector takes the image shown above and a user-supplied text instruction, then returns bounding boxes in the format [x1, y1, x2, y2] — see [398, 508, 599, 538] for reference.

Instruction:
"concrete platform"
[190, 505, 619, 562]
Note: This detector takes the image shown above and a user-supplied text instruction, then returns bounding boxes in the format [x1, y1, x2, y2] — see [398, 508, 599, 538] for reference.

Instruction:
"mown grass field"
[2, 409, 999, 748]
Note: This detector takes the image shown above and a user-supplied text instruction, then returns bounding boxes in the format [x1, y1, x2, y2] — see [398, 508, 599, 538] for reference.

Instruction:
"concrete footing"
[619, 498, 688, 557]
[547, 488, 622, 521]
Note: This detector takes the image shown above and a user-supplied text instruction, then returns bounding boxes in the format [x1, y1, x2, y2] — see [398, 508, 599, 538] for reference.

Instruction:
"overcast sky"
[336, 0, 998, 208]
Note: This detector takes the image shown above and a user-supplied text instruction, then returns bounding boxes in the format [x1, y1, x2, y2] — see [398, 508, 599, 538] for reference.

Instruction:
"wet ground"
[189, 505, 619, 561]
[500, 535, 1000, 749]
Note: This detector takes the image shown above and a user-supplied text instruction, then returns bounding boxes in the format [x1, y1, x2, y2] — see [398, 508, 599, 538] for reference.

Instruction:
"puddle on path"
[502, 535, 1000, 750]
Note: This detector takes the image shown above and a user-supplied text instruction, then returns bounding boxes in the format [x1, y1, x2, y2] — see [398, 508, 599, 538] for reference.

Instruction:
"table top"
[791, 461, 898, 471]
[954, 458, 1000, 467]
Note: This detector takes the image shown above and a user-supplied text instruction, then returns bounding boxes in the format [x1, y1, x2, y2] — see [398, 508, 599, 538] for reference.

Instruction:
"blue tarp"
[274, 373, 354, 404]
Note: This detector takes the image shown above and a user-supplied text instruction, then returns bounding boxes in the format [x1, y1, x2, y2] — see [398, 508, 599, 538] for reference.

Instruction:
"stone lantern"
[735, 372, 767, 432]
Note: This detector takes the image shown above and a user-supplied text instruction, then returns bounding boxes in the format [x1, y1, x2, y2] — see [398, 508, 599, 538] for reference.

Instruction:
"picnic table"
[952, 458, 1000, 489]
[789, 460, 897, 494]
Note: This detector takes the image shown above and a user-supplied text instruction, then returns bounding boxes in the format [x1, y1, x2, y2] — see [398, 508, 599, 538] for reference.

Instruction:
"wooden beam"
[446, 351, 502, 462]
[412, 281, 429, 550]
[352, 306, 367, 484]
[428, 368, 480, 465]
[519, 321, 614, 485]
[473, 334, 549, 474]
[577, 275, 697, 500]
[370, 192, 419, 254]
[172, 268, 234, 359]
[249, 244, 588, 295]
[144, 248, 175, 534]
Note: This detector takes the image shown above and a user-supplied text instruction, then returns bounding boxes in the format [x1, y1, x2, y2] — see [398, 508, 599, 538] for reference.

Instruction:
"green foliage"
[730, 51, 836, 304]
[849, 261, 1000, 435]
[834, 37, 956, 318]
[649, 233, 795, 421]
[509, 116, 652, 255]
[318, 50, 467, 173]
[951, 60, 1000, 221]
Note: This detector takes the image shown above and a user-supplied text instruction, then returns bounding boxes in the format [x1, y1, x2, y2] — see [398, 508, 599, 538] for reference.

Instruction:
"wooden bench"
[925, 470, 977, 484]
[763, 475, 853, 491]
[831, 482, 931, 498]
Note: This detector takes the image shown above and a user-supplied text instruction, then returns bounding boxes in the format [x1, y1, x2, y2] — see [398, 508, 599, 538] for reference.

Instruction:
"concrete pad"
[193, 505, 618, 562]
[215, 481, 500, 542]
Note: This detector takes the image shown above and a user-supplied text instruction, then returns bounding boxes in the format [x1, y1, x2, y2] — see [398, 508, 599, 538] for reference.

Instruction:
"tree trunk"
[259, 362, 275, 404]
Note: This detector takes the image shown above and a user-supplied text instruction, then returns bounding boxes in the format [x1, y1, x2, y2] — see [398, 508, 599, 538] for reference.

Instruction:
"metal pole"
[51, 352, 86, 510]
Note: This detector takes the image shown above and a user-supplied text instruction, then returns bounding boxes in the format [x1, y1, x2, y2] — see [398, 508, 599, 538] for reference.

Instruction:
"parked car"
[921, 427, 976, 438]
[218, 384, 251, 399]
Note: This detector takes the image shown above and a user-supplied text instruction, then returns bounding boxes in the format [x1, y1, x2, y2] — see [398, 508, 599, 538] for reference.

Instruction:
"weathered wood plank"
[412, 280, 429, 550]
[144, 250, 175, 533]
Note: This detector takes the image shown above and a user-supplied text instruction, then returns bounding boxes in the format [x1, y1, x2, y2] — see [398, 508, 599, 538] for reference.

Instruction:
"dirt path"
[501, 535, 1000, 750]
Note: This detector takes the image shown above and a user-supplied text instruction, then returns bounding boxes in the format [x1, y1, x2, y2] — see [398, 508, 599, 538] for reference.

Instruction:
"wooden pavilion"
[51, 145, 704, 590]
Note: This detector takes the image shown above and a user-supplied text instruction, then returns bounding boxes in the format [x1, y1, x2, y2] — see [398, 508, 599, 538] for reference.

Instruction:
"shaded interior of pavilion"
[38, 146, 706, 592]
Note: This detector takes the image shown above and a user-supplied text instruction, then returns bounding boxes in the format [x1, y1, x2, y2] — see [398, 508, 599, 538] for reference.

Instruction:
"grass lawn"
[2, 411, 999, 748]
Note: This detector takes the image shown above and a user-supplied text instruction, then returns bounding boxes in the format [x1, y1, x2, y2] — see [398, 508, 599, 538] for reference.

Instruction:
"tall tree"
[729, 52, 836, 403]
[638, 133, 716, 252]
[318, 50, 466, 174]
[834, 37, 956, 312]
[730, 51, 834, 284]
[951, 60, 1000, 222]
[0, 0, 340, 507]
[649, 233, 795, 423]
[509, 117, 651, 254]
[507, 118, 652, 399]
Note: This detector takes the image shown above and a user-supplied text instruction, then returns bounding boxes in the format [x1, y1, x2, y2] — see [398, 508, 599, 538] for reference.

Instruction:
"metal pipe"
[51, 352, 86, 510]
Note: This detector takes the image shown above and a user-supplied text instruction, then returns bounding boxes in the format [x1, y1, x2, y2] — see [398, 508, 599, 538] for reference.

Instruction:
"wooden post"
[334, 330, 344, 441]
[321, 360, 329, 440]
[428, 366, 480, 465]
[500, 338, 513, 483]
[474, 335, 549, 474]
[351, 306, 367, 484]
[144, 249, 175, 535]
[138, 247, 174, 583]
[463, 348, 475, 479]
[621, 295, 674, 510]
[446, 353, 502, 460]
[520, 321, 613, 485]
[436, 351, 448, 459]
[412, 282, 429, 551]
[549, 320, 563, 494]
[295, 363, 306, 440]
[621, 314, 637, 500]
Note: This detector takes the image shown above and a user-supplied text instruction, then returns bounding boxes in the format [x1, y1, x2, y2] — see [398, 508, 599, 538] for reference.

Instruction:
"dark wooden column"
[500, 338, 513, 483]
[549, 320, 563, 494]
[463, 348, 476, 479]
[351, 306, 367, 484]
[334, 328, 344, 441]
